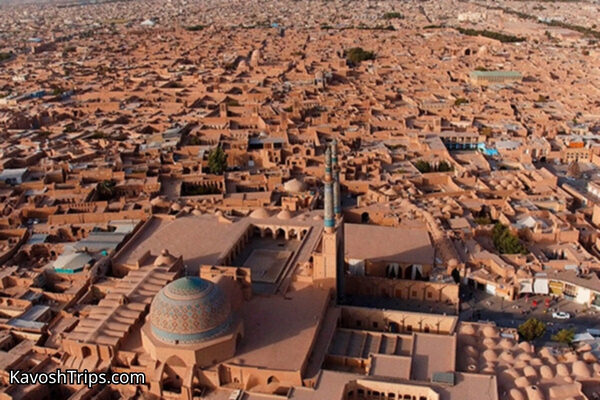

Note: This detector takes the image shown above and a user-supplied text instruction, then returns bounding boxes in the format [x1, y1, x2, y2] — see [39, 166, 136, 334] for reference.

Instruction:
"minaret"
[331, 139, 342, 219]
[324, 147, 335, 233]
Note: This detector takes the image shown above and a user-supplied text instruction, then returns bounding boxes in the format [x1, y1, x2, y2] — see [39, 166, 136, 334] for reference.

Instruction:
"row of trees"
[414, 160, 454, 173]
[455, 27, 526, 43]
[488, 4, 600, 40]
[518, 318, 575, 344]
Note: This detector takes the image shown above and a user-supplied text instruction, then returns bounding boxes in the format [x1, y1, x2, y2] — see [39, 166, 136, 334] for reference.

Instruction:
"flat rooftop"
[410, 333, 456, 381]
[344, 223, 434, 265]
[113, 215, 251, 270]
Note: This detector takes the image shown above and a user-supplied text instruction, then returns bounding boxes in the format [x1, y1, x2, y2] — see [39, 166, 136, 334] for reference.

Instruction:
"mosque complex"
[3, 141, 599, 400]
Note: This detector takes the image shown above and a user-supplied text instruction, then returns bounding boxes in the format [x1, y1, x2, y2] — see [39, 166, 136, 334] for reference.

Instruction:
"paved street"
[460, 286, 600, 337]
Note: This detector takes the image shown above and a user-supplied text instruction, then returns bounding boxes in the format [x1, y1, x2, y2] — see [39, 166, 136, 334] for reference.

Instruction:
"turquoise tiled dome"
[149, 277, 232, 344]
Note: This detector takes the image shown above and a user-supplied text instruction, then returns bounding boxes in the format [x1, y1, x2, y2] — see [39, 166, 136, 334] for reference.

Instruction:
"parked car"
[552, 311, 571, 319]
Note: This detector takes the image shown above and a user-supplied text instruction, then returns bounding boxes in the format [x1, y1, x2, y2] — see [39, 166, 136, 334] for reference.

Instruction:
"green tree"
[382, 12, 404, 20]
[97, 180, 116, 201]
[415, 160, 432, 173]
[518, 318, 546, 342]
[551, 328, 575, 345]
[207, 147, 228, 175]
[437, 160, 453, 172]
[492, 223, 528, 255]
[345, 47, 375, 67]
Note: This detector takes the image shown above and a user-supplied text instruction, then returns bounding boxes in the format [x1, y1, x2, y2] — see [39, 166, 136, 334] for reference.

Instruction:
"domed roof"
[483, 326, 499, 338]
[149, 277, 232, 344]
[523, 366, 537, 378]
[249, 207, 271, 219]
[514, 376, 530, 388]
[483, 337, 498, 348]
[540, 365, 554, 379]
[283, 178, 307, 193]
[277, 209, 293, 220]
[154, 249, 177, 267]
[556, 363, 570, 377]
[483, 349, 498, 361]
[572, 360, 591, 378]
[509, 388, 526, 400]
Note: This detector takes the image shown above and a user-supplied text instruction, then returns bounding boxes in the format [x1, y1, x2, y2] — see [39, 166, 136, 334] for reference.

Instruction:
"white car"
[552, 311, 571, 319]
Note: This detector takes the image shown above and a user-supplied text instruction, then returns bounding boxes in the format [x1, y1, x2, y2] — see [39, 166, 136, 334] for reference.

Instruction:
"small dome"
[582, 352, 597, 363]
[483, 349, 498, 361]
[283, 178, 307, 193]
[500, 350, 515, 362]
[149, 277, 232, 344]
[154, 249, 177, 266]
[539, 347, 552, 358]
[540, 365, 554, 379]
[505, 368, 522, 379]
[500, 338, 514, 349]
[171, 203, 182, 211]
[249, 207, 271, 219]
[192, 209, 203, 216]
[509, 388, 526, 400]
[459, 324, 476, 335]
[514, 376, 530, 388]
[517, 352, 533, 361]
[572, 360, 591, 378]
[523, 366, 538, 378]
[564, 352, 578, 363]
[556, 363, 570, 377]
[514, 360, 528, 369]
[592, 363, 600, 374]
[465, 345, 479, 357]
[545, 355, 558, 365]
[483, 337, 498, 348]
[483, 326, 499, 338]
[530, 358, 543, 366]
[277, 209, 293, 220]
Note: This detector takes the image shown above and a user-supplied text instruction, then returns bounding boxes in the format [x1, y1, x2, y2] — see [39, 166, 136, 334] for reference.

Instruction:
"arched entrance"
[361, 212, 370, 224]
[451, 268, 461, 284]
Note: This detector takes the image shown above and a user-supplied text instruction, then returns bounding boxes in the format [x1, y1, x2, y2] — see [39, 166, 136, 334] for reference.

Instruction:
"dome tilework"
[150, 277, 232, 344]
